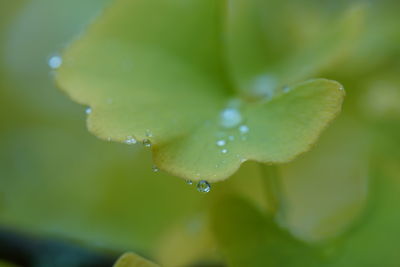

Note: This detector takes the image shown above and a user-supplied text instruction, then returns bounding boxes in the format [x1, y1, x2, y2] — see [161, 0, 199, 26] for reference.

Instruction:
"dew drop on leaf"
[239, 125, 250, 134]
[197, 180, 211, 193]
[48, 54, 62, 69]
[125, 136, 137, 145]
[220, 108, 243, 128]
[251, 74, 277, 99]
[142, 139, 152, 148]
[221, 149, 228, 154]
[185, 179, 193, 185]
[216, 140, 226, 147]
[145, 129, 153, 137]
[283, 85, 291, 93]
[85, 107, 92, 114]
[152, 165, 159, 172]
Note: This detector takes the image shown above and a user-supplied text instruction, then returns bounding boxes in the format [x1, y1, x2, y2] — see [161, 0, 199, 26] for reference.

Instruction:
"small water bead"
[125, 136, 137, 145]
[220, 108, 243, 128]
[239, 125, 249, 134]
[152, 165, 159, 172]
[251, 74, 277, 99]
[48, 55, 62, 69]
[197, 180, 211, 193]
[145, 129, 153, 137]
[142, 139, 152, 148]
[283, 86, 291, 93]
[221, 148, 228, 154]
[85, 107, 92, 114]
[185, 179, 193, 185]
[216, 140, 226, 147]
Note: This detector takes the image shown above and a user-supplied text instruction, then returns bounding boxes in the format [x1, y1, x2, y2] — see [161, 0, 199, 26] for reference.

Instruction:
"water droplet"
[239, 125, 249, 134]
[142, 139, 152, 147]
[85, 107, 92, 114]
[125, 136, 137, 145]
[185, 179, 193, 185]
[197, 180, 211, 193]
[48, 55, 62, 69]
[220, 108, 243, 128]
[145, 129, 153, 137]
[251, 74, 277, 99]
[228, 135, 235, 141]
[221, 148, 228, 154]
[152, 165, 159, 172]
[283, 86, 291, 93]
[216, 140, 226, 147]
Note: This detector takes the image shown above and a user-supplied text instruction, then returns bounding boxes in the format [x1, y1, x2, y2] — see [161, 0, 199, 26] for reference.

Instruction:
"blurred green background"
[0, 0, 399, 266]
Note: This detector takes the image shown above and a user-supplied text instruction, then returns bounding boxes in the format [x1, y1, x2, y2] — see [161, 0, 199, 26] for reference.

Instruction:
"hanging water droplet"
[85, 107, 92, 114]
[221, 148, 228, 154]
[125, 136, 137, 144]
[197, 180, 211, 193]
[145, 129, 153, 137]
[185, 179, 193, 185]
[220, 108, 242, 128]
[48, 54, 62, 69]
[142, 139, 152, 147]
[152, 165, 159, 172]
[216, 140, 226, 147]
[239, 125, 249, 134]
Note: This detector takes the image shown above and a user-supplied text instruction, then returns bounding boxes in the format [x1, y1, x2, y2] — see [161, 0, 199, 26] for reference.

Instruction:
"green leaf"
[113, 253, 159, 267]
[210, 196, 327, 267]
[57, 0, 345, 182]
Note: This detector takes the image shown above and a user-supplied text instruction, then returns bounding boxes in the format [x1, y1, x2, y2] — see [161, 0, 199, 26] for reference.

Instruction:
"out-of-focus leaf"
[155, 214, 220, 267]
[0, 125, 205, 254]
[210, 196, 327, 267]
[113, 252, 159, 267]
[279, 117, 369, 242]
[224, 0, 365, 97]
[1, 0, 110, 117]
[56, 0, 344, 182]
[323, 162, 400, 267]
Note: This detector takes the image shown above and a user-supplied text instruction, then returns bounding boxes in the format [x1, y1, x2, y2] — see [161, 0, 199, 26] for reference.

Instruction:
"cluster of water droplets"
[215, 99, 251, 157]
[125, 136, 137, 145]
[122, 129, 154, 148]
